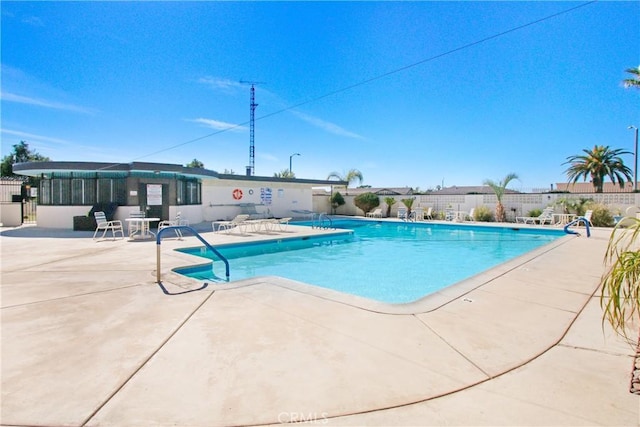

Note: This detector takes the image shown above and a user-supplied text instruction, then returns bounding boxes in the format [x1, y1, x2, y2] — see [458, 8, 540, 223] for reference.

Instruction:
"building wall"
[202, 179, 313, 222]
[323, 191, 640, 220]
[0, 203, 23, 227]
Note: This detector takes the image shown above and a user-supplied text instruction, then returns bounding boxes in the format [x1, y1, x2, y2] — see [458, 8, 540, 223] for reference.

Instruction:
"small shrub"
[587, 203, 614, 227]
[474, 205, 494, 222]
[330, 191, 345, 214]
[354, 192, 380, 215]
[527, 208, 542, 217]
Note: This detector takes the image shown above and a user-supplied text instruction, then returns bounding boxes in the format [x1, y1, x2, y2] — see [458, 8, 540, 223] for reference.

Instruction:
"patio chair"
[575, 210, 593, 227]
[424, 207, 433, 220]
[128, 211, 146, 237]
[413, 207, 424, 221]
[366, 208, 383, 218]
[93, 211, 124, 240]
[397, 207, 407, 220]
[213, 214, 250, 234]
[464, 208, 476, 222]
[159, 212, 188, 239]
[516, 207, 554, 225]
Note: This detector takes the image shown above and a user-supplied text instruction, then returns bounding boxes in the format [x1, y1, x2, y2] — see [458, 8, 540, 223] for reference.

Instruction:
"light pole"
[289, 153, 300, 175]
[629, 125, 638, 192]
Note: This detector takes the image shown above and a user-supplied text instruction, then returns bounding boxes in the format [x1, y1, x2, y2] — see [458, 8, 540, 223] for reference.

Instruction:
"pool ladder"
[156, 226, 230, 294]
[312, 212, 334, 229]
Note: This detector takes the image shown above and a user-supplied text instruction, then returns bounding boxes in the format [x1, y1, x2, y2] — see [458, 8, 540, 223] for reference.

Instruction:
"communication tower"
[239, 80, 264, 176]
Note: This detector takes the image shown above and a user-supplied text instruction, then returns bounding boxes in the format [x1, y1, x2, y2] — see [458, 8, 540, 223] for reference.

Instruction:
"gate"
[22, 197, 37, 224]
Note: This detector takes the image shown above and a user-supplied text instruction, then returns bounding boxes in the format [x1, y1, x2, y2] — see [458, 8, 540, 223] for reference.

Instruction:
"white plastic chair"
[93, 211, 124, 240]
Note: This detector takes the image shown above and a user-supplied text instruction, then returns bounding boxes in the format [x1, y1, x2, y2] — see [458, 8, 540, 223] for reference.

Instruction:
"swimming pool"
[175, 219, 565, 304]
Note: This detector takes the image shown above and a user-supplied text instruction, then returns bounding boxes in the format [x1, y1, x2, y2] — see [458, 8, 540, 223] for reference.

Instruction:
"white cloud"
[22, 15, 44, 27]
[188, 118, 247, 132]
[290, 110, 365, 140]
[197, 77, 245, 93]
[258, 152, 278, 162]
[1, 128, 72, 145]
[1, 92, 96, 114]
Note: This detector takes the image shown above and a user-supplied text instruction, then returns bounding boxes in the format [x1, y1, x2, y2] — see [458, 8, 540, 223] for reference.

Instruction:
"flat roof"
[13, 161, 346, 185]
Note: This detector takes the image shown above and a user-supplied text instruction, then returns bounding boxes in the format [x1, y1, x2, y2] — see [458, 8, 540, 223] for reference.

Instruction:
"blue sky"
[2, 1, 638, 190]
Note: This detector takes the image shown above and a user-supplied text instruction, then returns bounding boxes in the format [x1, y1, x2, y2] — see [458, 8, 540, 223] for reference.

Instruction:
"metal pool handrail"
[563, 217, 591, 237]
[156, 226, 230, 284]
[312, 212, 333, 229]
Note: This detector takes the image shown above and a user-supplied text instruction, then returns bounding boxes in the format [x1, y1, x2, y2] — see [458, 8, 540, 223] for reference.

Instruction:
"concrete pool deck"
[1, 220, 638, 426]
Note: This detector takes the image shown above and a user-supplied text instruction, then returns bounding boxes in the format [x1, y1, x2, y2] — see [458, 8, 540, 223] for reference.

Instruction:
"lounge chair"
[93, 211, 124, 240]
[575, 210, 593, 226]
[516, 207, 554, 225]
[213, 214, 250, 234]
[159, 212, 188, 239]
[397, 207, 407, 220]
[367, 208, 383, 218]
[424, 207, 433, 220]
[413, 207, 424, 221]
[464, 208, 475, 222]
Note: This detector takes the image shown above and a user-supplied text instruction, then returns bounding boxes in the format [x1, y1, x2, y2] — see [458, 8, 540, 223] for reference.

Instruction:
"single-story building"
[12, 161, 345, 229]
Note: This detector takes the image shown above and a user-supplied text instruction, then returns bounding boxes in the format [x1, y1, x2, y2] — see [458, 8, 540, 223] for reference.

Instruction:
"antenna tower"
[239, 80, 265, 176]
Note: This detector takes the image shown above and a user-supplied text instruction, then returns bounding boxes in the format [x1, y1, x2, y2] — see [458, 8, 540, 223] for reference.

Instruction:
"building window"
[177, 179, 201, 205]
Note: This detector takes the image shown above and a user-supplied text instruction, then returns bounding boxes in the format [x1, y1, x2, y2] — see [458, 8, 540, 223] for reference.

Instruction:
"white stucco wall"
[0, 203, 23, 227]
[201, 179, 313, 222]
[36, 206, 94, 228]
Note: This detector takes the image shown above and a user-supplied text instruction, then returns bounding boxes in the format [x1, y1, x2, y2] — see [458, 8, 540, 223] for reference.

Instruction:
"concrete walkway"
[1, 221, 638, 426]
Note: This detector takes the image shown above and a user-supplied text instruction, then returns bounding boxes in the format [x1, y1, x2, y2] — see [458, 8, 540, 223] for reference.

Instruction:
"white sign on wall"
[147, 184, 162, 206]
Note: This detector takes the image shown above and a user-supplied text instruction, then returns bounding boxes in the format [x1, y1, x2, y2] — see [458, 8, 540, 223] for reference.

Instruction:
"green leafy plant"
[564, 145, 633, 193]
[327, 169, 363, 195]
[383, 197, 396, 218]
[483, 173, 519, 222]
[587, 203, 614, 227]
[354, 192, 380, 215]
[401, 197, 415, 217]
[527, 208, 543, 217]
[473, 205, 494, 222]
[601, 218, 640, 337]
[330, 191, 345, 214]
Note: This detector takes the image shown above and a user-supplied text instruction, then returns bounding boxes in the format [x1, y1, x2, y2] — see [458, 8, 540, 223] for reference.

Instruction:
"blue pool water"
[175, 219, 565, 304]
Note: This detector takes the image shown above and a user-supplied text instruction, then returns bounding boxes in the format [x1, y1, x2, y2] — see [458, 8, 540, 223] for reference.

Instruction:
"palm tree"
[274, 169, 295, 178]
[483, 173, 519, 222]
[383, 197, 396, 218]
[327, 169, 363, 195]
[564, 145, 633, 193]
[623, 66, 640, 89]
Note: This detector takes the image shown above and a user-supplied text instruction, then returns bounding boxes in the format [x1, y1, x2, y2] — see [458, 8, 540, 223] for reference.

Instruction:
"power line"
[130, 1, 597, 163]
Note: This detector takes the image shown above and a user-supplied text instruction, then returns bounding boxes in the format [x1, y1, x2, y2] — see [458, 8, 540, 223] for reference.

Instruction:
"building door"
[138, 183, 169, 227]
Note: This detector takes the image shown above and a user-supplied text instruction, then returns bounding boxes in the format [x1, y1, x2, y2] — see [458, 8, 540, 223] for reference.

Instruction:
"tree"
[400, 197, 415, 218]
[483, 173, 519, 222]
[1, 141, 50, 177]
[274, 169, 295, 178]
[354, 192, 379, 215]
[623, 65, 640, 89]
[564, 145, 633, 193]
[327, 169, 363, 195]
[383, 197, 396, 218]
[186, 159, 204, 168]
[330, 191, 345, 214]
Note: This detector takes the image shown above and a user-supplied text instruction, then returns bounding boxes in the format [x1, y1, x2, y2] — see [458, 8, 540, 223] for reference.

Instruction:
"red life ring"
[232, 188, 243, 200]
